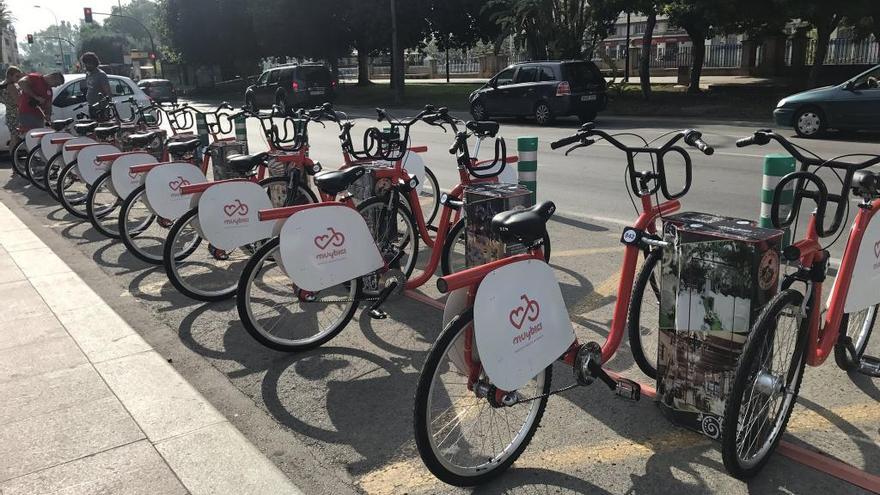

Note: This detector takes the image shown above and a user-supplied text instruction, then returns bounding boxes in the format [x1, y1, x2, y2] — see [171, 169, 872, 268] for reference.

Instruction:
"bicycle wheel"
[12, 141, 28, 177]
[118, 185, 169, 264]
[626, 248, 663, 379]
[419, 166, 441, 226]
[440, 218, 552, 275]
[56, 161, 90, 219]
[721, 289, 808, 479]
[44, 152, 65, 202]
[26, 147, 49, 190]
[236, 237, 361, 351]
[258, 176, 318, 206]
[834, 303, 878, 371]
[414, 308, 552, 486]
[85, 171, 122, 238]
[357, 195, 419, 284]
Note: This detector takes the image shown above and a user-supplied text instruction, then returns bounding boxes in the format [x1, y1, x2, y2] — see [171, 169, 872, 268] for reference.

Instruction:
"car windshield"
[148, 81, 173, 95]
[299, 67, 330, 86]
[562, 62, 603, 90]
[850, 67, 880, 90]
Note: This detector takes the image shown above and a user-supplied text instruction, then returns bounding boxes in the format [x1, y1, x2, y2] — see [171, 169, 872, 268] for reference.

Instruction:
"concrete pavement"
[0, 200, 302, 494]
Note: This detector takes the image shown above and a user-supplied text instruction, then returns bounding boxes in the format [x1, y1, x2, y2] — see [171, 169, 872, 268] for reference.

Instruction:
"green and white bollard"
[234, 114, 249, 154]
[517, 136, 538, 206]
[761, 153, 796, 247]
[195, 113, 209, 162]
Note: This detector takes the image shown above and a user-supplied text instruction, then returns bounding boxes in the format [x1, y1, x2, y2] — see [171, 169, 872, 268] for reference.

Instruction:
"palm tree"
[0, 1, 12, 66]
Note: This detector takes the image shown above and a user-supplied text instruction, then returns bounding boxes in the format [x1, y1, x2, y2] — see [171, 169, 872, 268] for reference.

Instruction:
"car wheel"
[578, 110, 597, 124]
[794, 107, 825, 138]
[534, 102, 554, 126]
[246, 94, 257, 112]
[470, 100, 488, 121]
[275, 93, 288, 114]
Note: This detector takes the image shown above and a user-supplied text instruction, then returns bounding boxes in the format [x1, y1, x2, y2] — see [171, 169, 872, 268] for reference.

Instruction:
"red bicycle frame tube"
[805, 198, 880, 366]
[179, 178, 251, 196]
[50, 136, 74, 145]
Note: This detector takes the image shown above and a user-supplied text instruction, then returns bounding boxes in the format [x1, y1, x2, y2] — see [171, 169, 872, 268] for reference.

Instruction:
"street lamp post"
[90, 10, 164, 78]
[34, 4, 65, 72]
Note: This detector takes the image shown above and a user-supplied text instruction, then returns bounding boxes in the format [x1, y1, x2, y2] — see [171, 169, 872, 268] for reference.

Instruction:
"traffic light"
[27, 34, 34, 44]
[83, 8, 93, 23]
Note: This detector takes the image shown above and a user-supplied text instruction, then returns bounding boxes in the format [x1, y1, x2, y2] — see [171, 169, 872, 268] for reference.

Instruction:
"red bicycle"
[411, 123, 713, 486]
[720, 130, 880, 478]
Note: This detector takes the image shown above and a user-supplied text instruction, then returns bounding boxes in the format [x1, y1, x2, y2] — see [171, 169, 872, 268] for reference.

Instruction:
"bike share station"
[5, 98, 879, 492]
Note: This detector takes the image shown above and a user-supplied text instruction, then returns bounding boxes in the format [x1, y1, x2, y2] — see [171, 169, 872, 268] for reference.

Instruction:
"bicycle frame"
[795, 198, 880, 366]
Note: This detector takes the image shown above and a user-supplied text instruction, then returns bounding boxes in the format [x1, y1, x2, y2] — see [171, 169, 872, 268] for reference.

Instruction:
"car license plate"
[310, 88, 326, 95]
[581, 95, 597, 101]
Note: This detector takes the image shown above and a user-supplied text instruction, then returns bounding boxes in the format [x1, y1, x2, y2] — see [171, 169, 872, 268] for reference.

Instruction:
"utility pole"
[624, 12, 631, 82]
[390, 0, 402, 104]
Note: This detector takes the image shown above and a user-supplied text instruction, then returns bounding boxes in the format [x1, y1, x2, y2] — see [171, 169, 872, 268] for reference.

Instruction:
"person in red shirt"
[17, 71, 64, 132]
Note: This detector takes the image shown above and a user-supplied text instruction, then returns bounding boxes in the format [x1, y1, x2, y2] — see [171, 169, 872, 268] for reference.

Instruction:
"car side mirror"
[489, 79, 497, 89]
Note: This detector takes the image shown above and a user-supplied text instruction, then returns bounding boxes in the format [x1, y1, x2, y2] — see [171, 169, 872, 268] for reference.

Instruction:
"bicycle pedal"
[615, 378, 641, 401]
[368, 308, 388, 320]
[858, 355, 880, 377]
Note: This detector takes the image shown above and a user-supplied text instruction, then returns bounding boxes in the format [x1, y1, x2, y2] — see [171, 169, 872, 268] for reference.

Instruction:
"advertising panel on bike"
[110, 153, 158, 199]
[25, 128, 53, 151]
[473, 259, 575, 391]
[196, 181, 275, 251]
[39, 132, 73, 160]
[278, 204, 384, 292]
[76, 144, 123, 185]
[838, 210, 880, 313]
[62, 137, 97, 166]
[401, 150, 425, 193]
[143, 163, 208, 220]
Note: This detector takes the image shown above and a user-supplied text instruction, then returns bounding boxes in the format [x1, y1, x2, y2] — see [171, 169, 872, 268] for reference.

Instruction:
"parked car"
[137, 78, 178, 104]
[245, 64, 337, 112]
[469, 60, 607, 126]
[0, 105, 9, 152]
[52, 74, 152, 121]
[773, 64, 880, 138]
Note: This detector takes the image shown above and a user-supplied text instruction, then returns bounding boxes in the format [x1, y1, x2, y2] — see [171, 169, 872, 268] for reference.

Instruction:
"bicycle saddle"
[852, 170, 878, 197]
[466, 121, 500, 138]
[94, 125, 121, 139]
[226, 152, 269, 173]
[167, 139, 200, 156]
[314, 166, 366, 196]
[74, 121, 99, 135]
[51, 118, 74, 131]
[127, 130, 163, 148]
[491, 201, 556, 245]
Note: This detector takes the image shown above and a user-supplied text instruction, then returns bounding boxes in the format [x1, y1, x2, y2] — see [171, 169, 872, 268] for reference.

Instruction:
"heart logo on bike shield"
[168, 176, 190, 191]
[223, 199, 248, 217]
[509, 294, 540, 330]
[874, 239, 880, 259]
[313, 227, 346, 250]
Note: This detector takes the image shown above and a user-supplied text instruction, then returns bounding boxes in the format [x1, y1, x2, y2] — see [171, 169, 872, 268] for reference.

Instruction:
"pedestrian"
[2, 66, 23, 152]
[17, 71, 64, 133]
[81, 52, 112, 119]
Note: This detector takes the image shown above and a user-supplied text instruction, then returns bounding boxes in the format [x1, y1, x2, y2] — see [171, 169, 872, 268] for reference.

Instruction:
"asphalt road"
[1, 107, 878, 494]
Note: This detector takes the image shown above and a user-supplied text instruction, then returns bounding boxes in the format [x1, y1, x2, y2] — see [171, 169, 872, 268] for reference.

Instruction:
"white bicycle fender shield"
[111, 153, 157, 199]
[833, 212, 880, 313]
[401, 151, 426, 193]
[473, 259, 574, 391]
[278, 204, 384, 292]
[25, 128, 53, 151]
[39, 132, 73, 161]
[197, 181, 275, 251]
[144, 162, 207, 220]
[62, 137, 97, 165]
[76, 144, 122, 185]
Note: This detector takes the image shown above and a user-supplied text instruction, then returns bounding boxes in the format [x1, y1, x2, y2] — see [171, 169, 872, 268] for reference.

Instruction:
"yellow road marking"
[357, 402, 880, 494]
[551, 246, 621, 258]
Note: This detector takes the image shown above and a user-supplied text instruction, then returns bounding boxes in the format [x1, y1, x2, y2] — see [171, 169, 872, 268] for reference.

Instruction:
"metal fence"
[807, 37, 879, 65]
[596, 43, 742, 70]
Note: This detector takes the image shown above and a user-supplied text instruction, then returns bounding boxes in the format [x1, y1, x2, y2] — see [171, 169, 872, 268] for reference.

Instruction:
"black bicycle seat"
[466, 121, 500, 138]
[51, 118, 74, 131]
[74, 121, 99, 135]
[314, 167, 366, 196]
[127, 130, 163, 148]
[94, 125, 120, 139]
[852, 170, 878, 197]
[491, 201, 556, 245]
[226, 152, 269, 173]
[167, 139, 200, 157]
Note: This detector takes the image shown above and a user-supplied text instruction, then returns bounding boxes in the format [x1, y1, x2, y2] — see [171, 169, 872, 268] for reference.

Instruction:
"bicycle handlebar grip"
[736, 136, 756, 148]
[694, 138, 714, 155]
[551, 134, 582, 150]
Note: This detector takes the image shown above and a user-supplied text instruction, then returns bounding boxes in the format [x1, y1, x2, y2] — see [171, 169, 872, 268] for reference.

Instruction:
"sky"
[8, 0, 128, 43]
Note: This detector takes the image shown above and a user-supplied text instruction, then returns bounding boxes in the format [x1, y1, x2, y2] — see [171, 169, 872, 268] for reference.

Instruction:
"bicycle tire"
[236, 237, 362, 351]
[85, 171, 122, 238]
[833, 304, 878, 371]
[56, 160, 90, 219]
[626, 248, 663, 380]
[720, 288, 808, 479]
[440, 218, 552, 275]
[413, 308, 552, 486]
[118, 185, 166, 264]
[12, 140, 28, 177]
[421, 165, 441, 226]
[43, 151, 65, 202]
[25, 146, 48, 190]
[258, 176, 319, 205]
[356, 194, 419, 282]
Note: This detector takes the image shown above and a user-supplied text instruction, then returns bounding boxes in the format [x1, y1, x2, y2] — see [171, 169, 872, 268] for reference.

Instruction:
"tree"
[663, 1, 716, 93]
[102, 0, 160, 52]
[21, 21, 80, 72]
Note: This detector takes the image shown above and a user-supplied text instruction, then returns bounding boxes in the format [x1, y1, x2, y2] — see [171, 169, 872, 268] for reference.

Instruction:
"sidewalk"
[0, 200, 302, 494]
